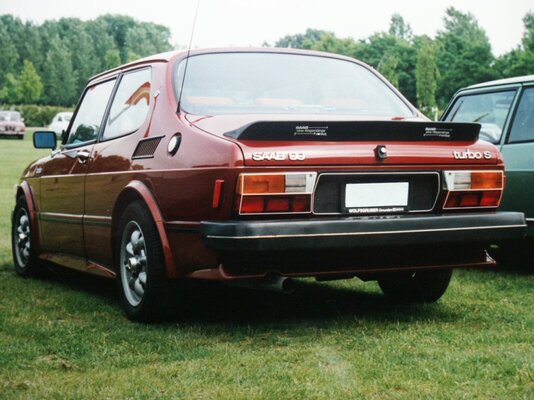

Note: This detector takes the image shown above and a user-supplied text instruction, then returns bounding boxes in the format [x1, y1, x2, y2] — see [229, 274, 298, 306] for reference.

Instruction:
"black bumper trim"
[201, 212, 526, 252]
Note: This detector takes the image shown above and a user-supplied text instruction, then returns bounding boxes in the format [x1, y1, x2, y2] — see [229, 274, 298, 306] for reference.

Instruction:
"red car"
[0, 110, 26, 139]
[13, 48, 526, 321]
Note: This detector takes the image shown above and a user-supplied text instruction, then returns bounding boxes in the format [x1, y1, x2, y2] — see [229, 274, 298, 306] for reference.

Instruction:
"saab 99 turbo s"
[12, 48, 526, 321]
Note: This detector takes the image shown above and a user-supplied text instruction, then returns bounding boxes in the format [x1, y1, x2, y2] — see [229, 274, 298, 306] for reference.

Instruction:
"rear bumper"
[201, 212, 526, 252]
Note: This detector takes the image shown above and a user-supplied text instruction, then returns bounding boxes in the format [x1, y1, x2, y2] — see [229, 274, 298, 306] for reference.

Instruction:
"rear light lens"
[443, 170, 503, 209]
[236, 173, 316, 214]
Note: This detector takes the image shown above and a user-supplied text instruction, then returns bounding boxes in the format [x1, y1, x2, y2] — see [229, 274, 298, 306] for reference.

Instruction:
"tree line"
[0, 8, 532, 113]
[0, 14, 172, 106]
[274, 7, 533, 115]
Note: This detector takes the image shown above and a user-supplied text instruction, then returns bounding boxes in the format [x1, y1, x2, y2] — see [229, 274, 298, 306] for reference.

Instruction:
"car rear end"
[197, 120, 525, 280]
[173, 49, 526, 300]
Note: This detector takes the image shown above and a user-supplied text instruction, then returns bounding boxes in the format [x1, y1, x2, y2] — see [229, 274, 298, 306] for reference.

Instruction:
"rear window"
[175, 53, 413, 118]
[444, 90, 517, 143]
[103, 68, 151, 140]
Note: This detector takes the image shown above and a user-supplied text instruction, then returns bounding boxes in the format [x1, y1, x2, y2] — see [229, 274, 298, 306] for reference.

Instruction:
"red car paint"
[14, 48, 526, 317]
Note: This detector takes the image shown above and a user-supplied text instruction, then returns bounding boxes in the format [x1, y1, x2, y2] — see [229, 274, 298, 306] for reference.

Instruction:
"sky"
[0, 0, 532, 56]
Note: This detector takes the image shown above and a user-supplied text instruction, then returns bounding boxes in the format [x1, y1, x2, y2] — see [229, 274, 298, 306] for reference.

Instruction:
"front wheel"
[116, 201, 176, 322]
[378, 269, 452, 303]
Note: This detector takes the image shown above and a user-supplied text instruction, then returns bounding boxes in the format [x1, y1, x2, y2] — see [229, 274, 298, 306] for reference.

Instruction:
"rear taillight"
[443, 170, 504, 209]
[236, 172, 316, 214]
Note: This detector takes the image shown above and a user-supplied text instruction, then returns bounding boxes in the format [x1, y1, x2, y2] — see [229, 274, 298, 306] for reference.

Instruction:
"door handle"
[76, 149, 91, 164]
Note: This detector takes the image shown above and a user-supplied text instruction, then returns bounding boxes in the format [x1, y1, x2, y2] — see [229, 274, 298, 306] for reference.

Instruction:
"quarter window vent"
[132, 135, 164, 159]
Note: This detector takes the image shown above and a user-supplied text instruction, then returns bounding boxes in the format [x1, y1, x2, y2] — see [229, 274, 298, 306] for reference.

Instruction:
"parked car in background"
[441, 75, 534, 249]
[12, 48, 526, 321]
[48, 112, 73, 136]
[0, 110, 25, 139]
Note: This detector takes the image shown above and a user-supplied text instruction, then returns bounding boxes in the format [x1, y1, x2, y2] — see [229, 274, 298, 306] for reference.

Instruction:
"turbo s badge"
[453, 149, 493, 160]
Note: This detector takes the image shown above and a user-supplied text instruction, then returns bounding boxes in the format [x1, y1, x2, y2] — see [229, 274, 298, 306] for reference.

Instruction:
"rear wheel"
[116, 200, 176, 322]
[12, 196, 42, 276]
[378, 269, 452, 303]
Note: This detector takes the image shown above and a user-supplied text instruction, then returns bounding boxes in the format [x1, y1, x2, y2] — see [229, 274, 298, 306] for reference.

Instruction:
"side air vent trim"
[132, 135, 164, 159]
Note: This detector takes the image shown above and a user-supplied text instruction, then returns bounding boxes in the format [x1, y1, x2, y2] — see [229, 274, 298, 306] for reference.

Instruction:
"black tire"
[17, 135, 23, 140]
[115, 200, 176, 322]
[378, 269, 453, 303]
[12, 196, 42, 277]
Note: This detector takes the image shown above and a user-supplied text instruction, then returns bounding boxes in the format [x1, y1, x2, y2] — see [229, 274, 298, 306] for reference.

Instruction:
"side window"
[508, 88, 534, 143]
[67, 79, 116, 145]
[444, 90, 516, 144]
[102, 68, 151, 140]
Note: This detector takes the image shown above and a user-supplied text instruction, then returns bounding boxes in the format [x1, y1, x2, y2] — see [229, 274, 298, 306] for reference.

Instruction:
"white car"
[48, 112, 73, 136]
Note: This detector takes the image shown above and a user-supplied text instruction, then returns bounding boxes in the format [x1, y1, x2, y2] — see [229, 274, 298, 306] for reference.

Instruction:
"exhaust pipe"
[226, 274, 296, 294]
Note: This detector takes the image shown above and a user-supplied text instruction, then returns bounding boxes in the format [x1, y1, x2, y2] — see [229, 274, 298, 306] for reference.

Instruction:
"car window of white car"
[444, 90, 517, 144]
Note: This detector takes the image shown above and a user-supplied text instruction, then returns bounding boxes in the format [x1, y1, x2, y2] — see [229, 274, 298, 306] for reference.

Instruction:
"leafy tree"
[95, 15, 136, 62]
[275, 29, 329, 49]
[0, 73, 21, 103]
[416, 38, 439, 118]
[105, 49, 122, 69]
[435, 7, 497, 107]
[0, 24, 18, 82]
[378, 53, 400, 88]
[353, 31, 417, 102]
[18, 60, 43, 103]
[389, 13, 413, 40]
[42, 37, 77, 106]
[495, 12, 534, 77]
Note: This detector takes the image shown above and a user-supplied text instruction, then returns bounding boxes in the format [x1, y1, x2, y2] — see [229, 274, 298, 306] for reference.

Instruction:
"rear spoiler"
[224, 121, 480, 142]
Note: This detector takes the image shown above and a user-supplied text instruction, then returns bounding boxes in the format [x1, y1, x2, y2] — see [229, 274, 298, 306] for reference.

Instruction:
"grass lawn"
[0, 134, 533, 399]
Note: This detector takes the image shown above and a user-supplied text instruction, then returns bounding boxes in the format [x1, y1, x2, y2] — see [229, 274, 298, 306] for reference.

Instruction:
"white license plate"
[345, 182, 409, 208]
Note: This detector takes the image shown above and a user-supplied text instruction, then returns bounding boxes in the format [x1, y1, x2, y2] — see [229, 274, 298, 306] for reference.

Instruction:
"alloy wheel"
[120, 221, 148, 307]
[14, 208, 31, 268]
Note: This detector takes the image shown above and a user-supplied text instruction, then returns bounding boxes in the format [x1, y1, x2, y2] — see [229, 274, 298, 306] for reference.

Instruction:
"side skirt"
[39, 252, 116, 278]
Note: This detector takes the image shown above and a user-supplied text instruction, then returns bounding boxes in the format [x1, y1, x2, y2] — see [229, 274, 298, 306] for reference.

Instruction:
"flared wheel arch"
[111, 181, 177, 278]
[15, 182, 41, 255]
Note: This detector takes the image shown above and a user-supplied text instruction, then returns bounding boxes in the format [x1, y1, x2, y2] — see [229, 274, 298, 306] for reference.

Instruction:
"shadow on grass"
[177, 280, 457, 329]
[1, 260, 458, 328]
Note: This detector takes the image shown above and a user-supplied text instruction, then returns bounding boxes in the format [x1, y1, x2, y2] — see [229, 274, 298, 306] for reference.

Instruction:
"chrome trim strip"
[40, 166, 245, 179]
[526, 218, 534, 223]
[206, 224, 527, 240]
[39, 212, 82, 222]
[39, 213, 112, 226]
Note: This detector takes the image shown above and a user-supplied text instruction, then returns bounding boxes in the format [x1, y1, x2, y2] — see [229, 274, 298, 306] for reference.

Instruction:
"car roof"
[466, 74, 534, 90]
[88, 47, 368, 83]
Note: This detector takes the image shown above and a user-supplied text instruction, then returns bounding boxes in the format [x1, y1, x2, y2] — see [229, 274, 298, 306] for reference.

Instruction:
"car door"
[39, 78, 117, 258]
[500, 85, 534, 222]
[83, 68, 153, 268]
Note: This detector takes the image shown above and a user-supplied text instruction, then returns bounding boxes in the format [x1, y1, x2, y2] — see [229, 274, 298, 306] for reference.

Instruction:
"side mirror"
[33, 131, 57, 150]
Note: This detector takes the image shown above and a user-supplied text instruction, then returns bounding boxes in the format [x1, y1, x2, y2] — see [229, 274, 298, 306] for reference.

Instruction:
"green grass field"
[0, 134, 533, 399]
